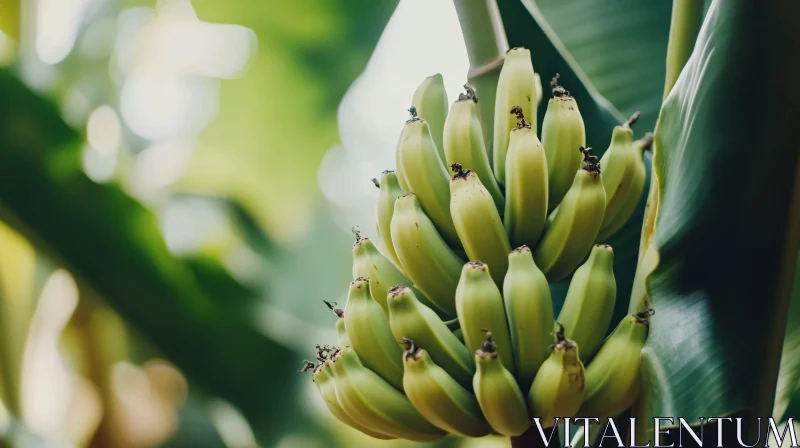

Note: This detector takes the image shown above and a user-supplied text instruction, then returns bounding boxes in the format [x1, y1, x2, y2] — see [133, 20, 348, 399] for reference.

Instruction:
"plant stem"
[663, 0, 705, 99]
[510, 426, 560, 447]
[453, 0, 509, 154]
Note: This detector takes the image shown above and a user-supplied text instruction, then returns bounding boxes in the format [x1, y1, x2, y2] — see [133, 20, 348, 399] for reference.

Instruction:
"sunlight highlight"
[320, 0, 470, 235]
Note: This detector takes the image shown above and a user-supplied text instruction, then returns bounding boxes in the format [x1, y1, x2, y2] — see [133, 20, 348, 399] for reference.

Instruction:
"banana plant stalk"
[453, 0, 509, 156]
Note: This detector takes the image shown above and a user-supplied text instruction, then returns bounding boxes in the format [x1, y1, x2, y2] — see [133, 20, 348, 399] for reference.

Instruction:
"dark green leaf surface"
[534, 0, 672, 133]
[775, 250, 800, 421]
[641, 0, 800, 422]
[0, 69, 296, 443]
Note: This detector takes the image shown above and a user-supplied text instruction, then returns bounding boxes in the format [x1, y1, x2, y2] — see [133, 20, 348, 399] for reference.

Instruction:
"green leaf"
[641, 0, 800, 422]
[775, 250, 800, 421]
[532, 0, 672, 132]
[181, 0, 398, 242]
[0, 69, 298, 443]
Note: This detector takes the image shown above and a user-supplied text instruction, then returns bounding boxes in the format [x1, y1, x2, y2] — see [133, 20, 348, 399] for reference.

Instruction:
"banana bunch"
[305, 46, 655, 442]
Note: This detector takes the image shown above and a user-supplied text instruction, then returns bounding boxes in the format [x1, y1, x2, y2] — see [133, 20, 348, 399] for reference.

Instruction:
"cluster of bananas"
[303, 47, 655, 442]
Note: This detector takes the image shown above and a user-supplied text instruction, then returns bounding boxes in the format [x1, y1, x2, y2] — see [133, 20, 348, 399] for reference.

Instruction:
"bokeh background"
[0, 0, 675, 447]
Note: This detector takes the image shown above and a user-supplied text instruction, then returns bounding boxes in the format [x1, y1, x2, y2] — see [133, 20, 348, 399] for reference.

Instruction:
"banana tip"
[579, 147, 601, 174]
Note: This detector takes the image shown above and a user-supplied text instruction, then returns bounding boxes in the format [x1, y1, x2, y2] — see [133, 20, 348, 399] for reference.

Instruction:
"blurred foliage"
[641, 0, 800, 423]
[0, 0, 404, 445]
[180, 0, 399, 243]
[0, 0, 19, 39]
[0, 68, 297, 443]
[0, 222, 53, 414]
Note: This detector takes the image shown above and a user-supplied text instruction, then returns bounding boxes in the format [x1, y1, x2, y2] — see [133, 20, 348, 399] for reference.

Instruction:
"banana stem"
[510, 426, 560, 447]
[453, 0, 509, 154]
[663, 0, 705, 99]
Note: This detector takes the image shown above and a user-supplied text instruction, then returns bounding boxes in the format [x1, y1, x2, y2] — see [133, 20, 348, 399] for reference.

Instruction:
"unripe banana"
[493, 47, 537, 186]
[331, 346, 446, 441]
[541, 74, 587, 210]
[303, 359, 394, 439]
[504, 108, 549, 248]
[473, 331, 531, 436]
[411, 74, 449, 164]
[387, 285, 474, 387]
[402, 338, 492, 437]
[395, 110, 460, 247]
[534, 72, 543, 107]
[455, 261, 515, 375]
[352, 234, 416, 316]
[343, 278, 404, 390]
[450, 165, 511, 285]
[443, 85, 504, 210]
[391, 193, 464, 317]
[533, 148, 606, 281]
[596, 132, 651, 242]
[556, 244, 617, 361]
[324, 300, 350, 347]
[577, 310, 652, 419]
[375, 170, 406, 270]
[503, 246, 554, 391]
[527, 325, 585, 429]
[595, 113, 641, 241]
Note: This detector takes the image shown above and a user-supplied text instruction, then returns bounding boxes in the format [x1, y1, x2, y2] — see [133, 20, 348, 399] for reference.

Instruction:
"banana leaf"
[640, 0, 800, 427]
[775, 250, 800, 422]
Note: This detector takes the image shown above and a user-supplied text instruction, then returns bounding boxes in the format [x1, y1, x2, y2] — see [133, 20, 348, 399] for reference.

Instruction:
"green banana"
[391, 193, 464, 317]
[556, 244, 617, 361]
[375, 170, 406, 270]
[534, 72, 542, 107]
[577, 310, 652, 419]
[331, 346, 446, 441]
[352, 233, 416, 315]
[411, 74, 449, 165]
[493, 47, 537, 186]
[393, 125, 411, 192]
[595, 113, 639, 241]
[527, 324, 585, 429]
[473, 331, 531, 436]
[395, 109, 460, 247]
[455, 261, 515, 375]
[503, 246, 554, 391]
[504, 107, 549, 248]
[343, 277, 404, 390]
[450, 164, 511, 286]
[402, 338, 492, 437]
[323, 300, 350, 347]
[387, 285, 474, 388]
[596, 131, 651, 242]
[533, 147, 606, 281]
[443, 85, 504, 210]
[303, 358, 394, 440]
[541, 74, 587, 210]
